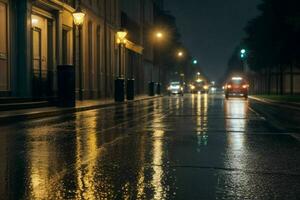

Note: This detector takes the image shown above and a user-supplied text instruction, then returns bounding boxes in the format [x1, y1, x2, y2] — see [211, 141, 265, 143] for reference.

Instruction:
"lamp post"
[177, 50, 184, 85]
[73, 6, 85, 101]
[115, 30, 127, 102]
[154, 31, 164, 95]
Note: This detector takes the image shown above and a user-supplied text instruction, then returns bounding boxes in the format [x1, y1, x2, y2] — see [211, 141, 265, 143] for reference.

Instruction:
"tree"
[230, 0, 300, 94]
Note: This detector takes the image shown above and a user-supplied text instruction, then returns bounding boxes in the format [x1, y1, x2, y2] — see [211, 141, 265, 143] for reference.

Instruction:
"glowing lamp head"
[178, 51, 183, 57]
[241, 49, 246, 54]
[156, 32, 163, 39]
[72, 7, 85, 26]
[116, 30, 128, 44]
[193, 60, 198, 65]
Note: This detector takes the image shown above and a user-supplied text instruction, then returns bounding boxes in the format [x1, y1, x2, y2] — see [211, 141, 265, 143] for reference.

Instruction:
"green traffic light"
[193, 60, 198, 65]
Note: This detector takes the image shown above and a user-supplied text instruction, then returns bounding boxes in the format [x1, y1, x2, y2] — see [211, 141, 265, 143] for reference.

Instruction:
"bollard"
[115, 78, 125, 102]
[148, 81, 155, 96]
[156, 83, 161, 95]
[126, 79, 135, 100]
[57, 65, 75, 107]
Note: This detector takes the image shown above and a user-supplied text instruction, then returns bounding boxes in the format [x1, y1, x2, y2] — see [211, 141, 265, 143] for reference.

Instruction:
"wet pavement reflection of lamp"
[115, 30, 127, 102]
[73, 6, 85, 100]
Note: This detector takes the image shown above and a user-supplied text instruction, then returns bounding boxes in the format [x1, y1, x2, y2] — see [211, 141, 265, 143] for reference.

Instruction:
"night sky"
[164, 0, 261, 82]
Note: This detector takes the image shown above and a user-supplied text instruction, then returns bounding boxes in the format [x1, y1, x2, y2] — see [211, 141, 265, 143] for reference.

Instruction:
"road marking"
[248, 106, 266, 120]
[289, 133, 300, 142]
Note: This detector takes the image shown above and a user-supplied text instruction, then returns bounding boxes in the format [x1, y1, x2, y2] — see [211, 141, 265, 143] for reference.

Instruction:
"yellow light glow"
[196, 78, 202, 83]
[116, 31, 128, 44]
[31, 17, 38, 26]
[178, 52, 183, 57]
[203, 85, 209, 90]
[190, 85, 195, 90]
[156, 32, 163, 38]
[72, 8, 85, 26]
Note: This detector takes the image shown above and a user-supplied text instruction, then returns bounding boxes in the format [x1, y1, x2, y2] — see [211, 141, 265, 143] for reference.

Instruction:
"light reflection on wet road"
[0, 94, 299, 199]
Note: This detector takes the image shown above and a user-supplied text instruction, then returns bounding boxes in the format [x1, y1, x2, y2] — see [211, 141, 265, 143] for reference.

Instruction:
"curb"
[0, 95, 163, 125]
[249, 96, 300, 111]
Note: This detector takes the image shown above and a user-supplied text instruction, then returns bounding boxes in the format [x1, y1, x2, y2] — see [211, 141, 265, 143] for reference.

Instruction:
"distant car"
[225, 77, 249, 99]
[168, 82, 184, 96]
[189, 81, 209, 94]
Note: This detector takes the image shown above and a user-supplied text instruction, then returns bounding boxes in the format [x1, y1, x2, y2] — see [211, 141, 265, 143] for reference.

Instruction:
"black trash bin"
[148, 81, 155, 96]
[115, 78, 125, 102]
[126, 79, 135, 100]
[156, 82, 161, 95]
[57, 65, 75, 107]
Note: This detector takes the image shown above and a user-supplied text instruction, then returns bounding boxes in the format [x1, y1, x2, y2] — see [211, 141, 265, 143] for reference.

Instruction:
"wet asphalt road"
[0, 94, 299, 200]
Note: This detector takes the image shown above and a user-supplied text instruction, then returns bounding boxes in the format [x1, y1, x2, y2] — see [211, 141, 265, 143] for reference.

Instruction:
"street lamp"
[115, 30, 127, 102]
[156, 32, 163, 39]
[73, 6, 85, 101]
[73, 7, 85, 26]
[177, 51, 183, 57]
[193, 59, 198, 65]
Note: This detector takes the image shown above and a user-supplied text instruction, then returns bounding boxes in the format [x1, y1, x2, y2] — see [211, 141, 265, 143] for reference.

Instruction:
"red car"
[225, 77, 249, 99]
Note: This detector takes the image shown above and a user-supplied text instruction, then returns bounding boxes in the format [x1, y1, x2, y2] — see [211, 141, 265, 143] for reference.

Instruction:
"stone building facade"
[0, 0, 162, 100]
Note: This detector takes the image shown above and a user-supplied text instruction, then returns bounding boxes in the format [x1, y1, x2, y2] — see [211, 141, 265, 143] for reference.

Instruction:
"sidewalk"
[0, 95, 162, 125]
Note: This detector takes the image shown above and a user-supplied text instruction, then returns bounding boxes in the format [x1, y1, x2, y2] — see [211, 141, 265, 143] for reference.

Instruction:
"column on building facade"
[14, 0, 33, 97]
[79, 0, 119, 99]
[120, 0, 156, 96]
